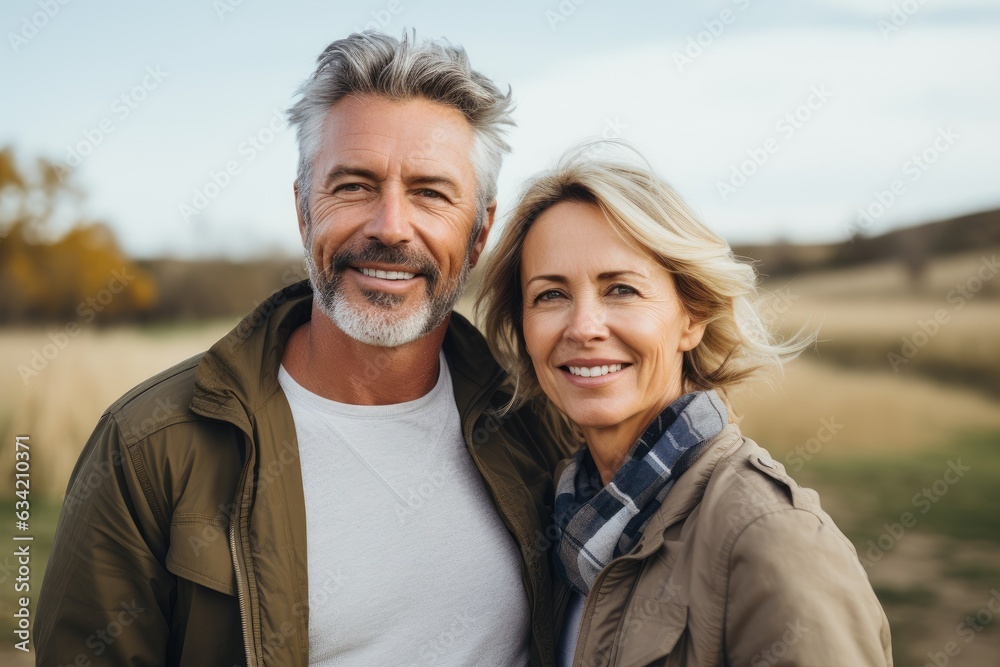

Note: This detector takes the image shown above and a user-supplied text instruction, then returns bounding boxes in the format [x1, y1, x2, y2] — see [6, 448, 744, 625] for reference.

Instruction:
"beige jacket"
[556, 424, 893, 666]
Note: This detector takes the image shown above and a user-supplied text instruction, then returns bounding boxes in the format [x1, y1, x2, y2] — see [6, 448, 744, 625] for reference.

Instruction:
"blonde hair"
[476, 141, 810, 412]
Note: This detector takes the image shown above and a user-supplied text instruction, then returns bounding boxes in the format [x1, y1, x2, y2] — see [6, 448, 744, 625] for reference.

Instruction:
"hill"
[733, 207, 1000, 280]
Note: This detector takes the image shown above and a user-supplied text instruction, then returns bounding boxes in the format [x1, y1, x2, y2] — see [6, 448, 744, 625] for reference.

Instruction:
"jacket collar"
[629, 424, 744, 558]
[441, 305, 506, 421]
[189, 281, 311, 433]
[189, 280, 504, 430]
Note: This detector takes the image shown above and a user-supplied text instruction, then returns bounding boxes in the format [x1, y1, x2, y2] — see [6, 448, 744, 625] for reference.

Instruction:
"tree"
[0, 146, 157, 323]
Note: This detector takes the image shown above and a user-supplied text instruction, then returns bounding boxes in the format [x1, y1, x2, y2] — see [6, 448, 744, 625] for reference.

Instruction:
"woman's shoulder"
[692, 429, 847, 547]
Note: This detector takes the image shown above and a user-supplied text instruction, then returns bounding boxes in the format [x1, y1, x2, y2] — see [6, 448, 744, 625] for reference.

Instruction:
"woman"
[477, 143, 892, 666]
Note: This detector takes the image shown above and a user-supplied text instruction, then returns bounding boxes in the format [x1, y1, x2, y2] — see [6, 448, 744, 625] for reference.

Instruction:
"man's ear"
[468, 201, 496, 269]
[294, 181, 307, 245]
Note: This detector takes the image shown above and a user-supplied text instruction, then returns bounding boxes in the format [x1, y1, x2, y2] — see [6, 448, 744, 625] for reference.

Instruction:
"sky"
[2, 0, 999, 259]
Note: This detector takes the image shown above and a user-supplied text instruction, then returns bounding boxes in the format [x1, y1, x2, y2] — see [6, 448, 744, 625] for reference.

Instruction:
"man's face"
[298, 95, 491, 347]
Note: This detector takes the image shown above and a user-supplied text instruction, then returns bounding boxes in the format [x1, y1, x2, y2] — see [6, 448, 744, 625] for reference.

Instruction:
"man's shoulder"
[104, 352, 211, 447]
[442, 310, 497, 377]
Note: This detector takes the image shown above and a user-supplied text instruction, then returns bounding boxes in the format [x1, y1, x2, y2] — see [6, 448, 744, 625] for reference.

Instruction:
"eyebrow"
[323, 166, 461, 194]
[525, 270, 647, 287]
[408, 175, 461, 193]
[323, 166, 381, 186]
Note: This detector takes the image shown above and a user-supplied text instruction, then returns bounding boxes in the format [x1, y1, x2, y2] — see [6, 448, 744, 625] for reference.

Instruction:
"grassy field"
[788, 433, 1000, 666]
[2, 250, 999, 664]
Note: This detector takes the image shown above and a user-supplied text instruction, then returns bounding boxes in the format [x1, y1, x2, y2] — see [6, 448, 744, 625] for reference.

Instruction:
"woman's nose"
[563, 300, 609, 344]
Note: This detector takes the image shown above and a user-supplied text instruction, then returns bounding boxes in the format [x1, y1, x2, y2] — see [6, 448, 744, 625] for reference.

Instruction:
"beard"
[304, 227, 479, 348]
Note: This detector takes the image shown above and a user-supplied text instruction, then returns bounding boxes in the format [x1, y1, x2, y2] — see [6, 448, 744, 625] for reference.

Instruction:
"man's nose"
[362, 188, 414, 247]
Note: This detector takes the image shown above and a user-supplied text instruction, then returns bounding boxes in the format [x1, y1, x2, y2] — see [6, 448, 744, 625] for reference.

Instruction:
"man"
[35, 32, 572, 666]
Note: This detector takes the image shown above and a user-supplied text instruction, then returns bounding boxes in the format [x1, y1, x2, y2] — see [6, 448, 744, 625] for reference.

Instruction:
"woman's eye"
[610, 284, 638, 296]
[535, 289, 564, 302]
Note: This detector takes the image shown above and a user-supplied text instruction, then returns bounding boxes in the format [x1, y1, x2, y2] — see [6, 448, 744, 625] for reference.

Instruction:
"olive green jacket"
[36, 281, 573, 666]
[556, 425, 893, 666]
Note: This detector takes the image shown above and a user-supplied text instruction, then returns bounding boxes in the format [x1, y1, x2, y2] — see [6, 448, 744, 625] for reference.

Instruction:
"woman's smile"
[559, 360, 631, 387]
[520, 199, 706, 447]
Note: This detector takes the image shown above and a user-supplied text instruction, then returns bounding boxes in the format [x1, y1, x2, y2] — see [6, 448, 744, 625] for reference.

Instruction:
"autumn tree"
[0, 146, 157, 323]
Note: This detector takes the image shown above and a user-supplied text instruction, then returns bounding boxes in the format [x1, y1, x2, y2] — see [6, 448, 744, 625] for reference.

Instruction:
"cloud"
[497, 23, 1000, 244]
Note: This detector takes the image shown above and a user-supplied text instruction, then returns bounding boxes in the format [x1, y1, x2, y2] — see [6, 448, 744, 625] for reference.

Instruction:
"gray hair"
[287, 30, 515, 224]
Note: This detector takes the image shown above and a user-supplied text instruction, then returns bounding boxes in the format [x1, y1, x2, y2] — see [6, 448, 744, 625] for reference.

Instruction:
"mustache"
[330, 241, 440, 288]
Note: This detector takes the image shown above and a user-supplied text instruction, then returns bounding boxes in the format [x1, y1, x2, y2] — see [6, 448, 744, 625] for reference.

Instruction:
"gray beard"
[304, 238, 475, 348]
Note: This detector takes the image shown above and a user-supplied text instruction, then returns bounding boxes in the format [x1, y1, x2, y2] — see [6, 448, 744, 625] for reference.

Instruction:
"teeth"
[567, 364, 623, 377]
[360, 267, 416, 280]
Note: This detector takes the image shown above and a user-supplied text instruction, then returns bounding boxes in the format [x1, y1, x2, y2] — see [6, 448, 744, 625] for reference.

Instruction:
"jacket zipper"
[572, 552, 648, 667]
[230, 432, 259, 667]
[230, 512, 254, 666]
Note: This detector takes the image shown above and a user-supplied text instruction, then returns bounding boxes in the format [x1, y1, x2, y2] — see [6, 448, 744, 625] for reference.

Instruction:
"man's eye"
[335, 183, 365, 194]
[418, 189, 443, 199]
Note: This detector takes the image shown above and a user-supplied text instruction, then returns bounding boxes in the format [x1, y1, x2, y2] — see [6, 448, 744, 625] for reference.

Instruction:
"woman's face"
[520, 200, 706, 443]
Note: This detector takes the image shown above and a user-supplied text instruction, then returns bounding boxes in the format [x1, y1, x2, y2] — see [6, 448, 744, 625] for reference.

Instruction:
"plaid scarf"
[553, 390, 728, 595]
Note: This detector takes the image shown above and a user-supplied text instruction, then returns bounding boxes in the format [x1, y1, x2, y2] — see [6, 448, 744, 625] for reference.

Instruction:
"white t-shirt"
[278, 352, 530, 666]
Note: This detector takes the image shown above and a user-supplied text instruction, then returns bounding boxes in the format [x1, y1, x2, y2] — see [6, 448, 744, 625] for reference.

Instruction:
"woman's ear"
[679, 316, 707, 353]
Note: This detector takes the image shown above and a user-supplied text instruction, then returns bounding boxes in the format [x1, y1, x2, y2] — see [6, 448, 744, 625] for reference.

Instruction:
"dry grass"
[732, 356, 1000, 457]
[758, 245, 1000, 301]
[0, 321, 237, 498]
